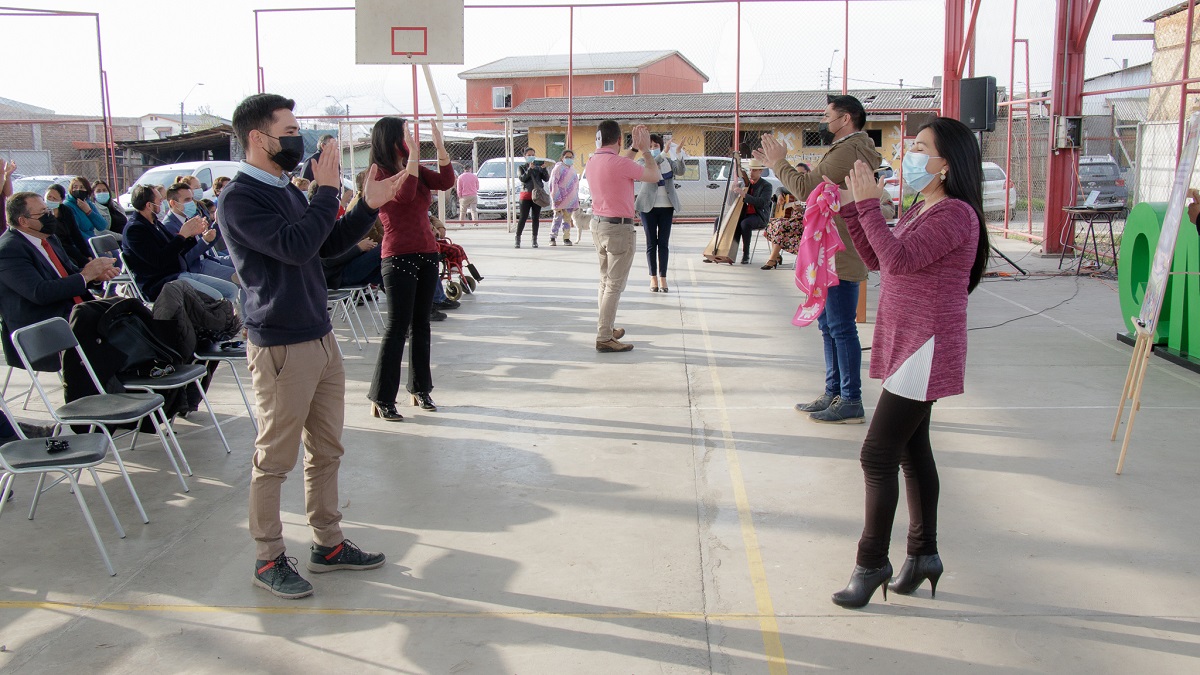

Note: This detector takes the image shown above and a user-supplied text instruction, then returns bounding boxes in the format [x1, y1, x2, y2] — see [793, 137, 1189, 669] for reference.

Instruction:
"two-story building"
[458, 50, 708, 130]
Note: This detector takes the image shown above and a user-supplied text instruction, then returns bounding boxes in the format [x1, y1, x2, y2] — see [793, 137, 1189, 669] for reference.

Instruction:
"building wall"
[634, 54, 707, 95]
[0, 120, 138, 178]
[1148, 9, 1200, 121]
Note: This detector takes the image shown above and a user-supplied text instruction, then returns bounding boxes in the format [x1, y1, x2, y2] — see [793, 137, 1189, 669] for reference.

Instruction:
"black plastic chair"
[88, 233, 138, 299]
[12, 317, 190, 524]
[0, 395, 124, 575]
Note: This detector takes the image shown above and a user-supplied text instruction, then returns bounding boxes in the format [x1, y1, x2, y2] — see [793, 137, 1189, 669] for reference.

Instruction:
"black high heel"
[831, 562, 893, 608]
[760, 256, 781, 270]
[411, 392, 437, 411]
[369, 400, 403, 422]
[887, 554, 943, 597]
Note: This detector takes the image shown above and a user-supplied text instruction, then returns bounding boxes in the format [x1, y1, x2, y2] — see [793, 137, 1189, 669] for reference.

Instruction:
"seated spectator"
[63, 177, 109, 239]
[121, 184, 240, 308]
[161, 182, 236, 282]
[90, 179, 127, 234]
[41, 184, 93, 268]
[302, 134, 337, 181]
[0, 192, 118, 370]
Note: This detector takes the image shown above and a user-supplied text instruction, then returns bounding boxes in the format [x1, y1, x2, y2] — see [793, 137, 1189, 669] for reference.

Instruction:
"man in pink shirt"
[587, 120, 662, 352]
[456, 167, 479, 221]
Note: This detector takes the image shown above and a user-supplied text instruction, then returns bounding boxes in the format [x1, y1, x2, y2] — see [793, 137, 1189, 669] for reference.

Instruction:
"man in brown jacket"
[754, 95, 881, 424]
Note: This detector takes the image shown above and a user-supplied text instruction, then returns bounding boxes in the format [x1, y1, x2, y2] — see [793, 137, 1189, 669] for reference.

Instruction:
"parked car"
[117, 160, 241, 215]
[577, 155, 787, 218]
[420, 159, 465, 219]
[1077, 154, 1128, 204]
[474, 157, 525, 219]
[11, 174, 78, 196]
[884, 161, 1017, 217]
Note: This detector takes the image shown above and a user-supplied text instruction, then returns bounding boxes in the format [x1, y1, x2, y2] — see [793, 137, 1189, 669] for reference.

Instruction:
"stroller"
[432, 217, 483, 301]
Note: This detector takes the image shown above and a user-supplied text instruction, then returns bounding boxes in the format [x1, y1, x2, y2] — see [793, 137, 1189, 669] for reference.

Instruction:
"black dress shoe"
[888, 554, 943, 597]
[430, 309, 447, 322]
[369, 400, 404, 422]
[410, 392, 437, 411]
[831, 562, 892, 608]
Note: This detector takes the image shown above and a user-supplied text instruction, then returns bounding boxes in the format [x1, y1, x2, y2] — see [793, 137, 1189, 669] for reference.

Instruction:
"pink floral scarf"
[792, 182, 845, 326]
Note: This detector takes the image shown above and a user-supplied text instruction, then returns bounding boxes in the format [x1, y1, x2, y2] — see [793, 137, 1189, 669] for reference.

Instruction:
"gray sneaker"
[795, 393, 835, 413]
[254, 553, 313, 599]
[809, 396, 865, 424]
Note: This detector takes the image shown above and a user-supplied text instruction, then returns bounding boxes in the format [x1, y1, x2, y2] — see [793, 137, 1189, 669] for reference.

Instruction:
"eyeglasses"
[23, 210, 48, 219]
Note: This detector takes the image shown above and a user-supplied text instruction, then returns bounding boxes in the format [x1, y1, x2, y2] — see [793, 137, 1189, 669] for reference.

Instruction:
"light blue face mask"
[183, 201, 198, 218]
[563, 157, 574, 166]
[902, 152, 943, 191]
[45, 199, 62, 210]
[650, 148, 661, 158]
[95, 192, 110, 205]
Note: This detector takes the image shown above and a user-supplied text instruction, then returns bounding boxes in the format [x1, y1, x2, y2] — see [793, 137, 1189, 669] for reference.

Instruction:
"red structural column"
[943, 0, 966, 118]
[1043, 0, 1093, 254]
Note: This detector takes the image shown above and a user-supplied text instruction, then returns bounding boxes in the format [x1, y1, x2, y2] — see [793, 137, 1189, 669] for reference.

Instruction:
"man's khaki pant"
[247, 332, 346, 561]
[592, 218, 636, 342]
[459, 195, 478, 221]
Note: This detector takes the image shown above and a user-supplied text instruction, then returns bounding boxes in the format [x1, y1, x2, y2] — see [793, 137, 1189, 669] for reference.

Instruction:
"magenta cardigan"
[841, 197, 978, 401]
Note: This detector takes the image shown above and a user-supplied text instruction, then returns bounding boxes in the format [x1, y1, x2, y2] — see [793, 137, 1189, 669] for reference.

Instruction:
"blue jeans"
[816, 280, 862, 402]
[640, 207, 673, 277]
[339, 248, 383, 287]
[195, 257, 236, 282]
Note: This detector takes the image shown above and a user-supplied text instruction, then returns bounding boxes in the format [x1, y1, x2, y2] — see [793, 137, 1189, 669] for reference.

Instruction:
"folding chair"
[338, 285, 382, 335]
[88, 233, 138, 299]
[327, 289, 365, 351]
[12, 317, 191, 524]
[116, 251, 151, 304]
[0, 395, 125, 575]
[120, 357, 233, 465]
[194, 342, 256, 434]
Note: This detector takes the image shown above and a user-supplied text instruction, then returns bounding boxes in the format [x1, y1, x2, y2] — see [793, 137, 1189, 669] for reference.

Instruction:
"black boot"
[831, 562, 892, 608]
[887, 554, 943, 597]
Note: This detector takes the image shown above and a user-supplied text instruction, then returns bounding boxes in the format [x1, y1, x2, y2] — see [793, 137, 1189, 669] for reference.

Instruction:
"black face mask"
[71, 190, 90, 201]
[38, 213, 56, 228]
[817, 122, 835, 146]
[264, 133, 306, 172]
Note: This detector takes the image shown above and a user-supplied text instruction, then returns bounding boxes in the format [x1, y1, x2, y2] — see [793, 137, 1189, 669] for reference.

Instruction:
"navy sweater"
[218, 173, 378, 347]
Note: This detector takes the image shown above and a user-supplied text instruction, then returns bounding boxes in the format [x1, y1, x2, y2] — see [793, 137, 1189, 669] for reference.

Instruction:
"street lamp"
[180, 82, 204, 133]
[441, 93, 461, 128]
[826, 49, 840, 92]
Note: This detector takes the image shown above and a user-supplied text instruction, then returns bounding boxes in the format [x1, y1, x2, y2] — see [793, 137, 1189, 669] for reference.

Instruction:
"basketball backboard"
[355, 0, 464, 65]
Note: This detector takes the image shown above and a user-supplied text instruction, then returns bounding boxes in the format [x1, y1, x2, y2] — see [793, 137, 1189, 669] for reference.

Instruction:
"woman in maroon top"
[829, 117, 989, 608]
[365, 117, 456, 421]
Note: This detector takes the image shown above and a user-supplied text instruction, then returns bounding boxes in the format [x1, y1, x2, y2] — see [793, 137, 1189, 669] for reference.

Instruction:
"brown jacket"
[772, 131, 882, 282]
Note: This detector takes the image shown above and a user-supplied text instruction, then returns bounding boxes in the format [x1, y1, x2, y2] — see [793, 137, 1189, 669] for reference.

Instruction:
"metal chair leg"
[65, 469, 115, 576]
[97, 426, 150, 524]
[28, 472, 46, 520]
[152, 410, 191, 486]
[88, 466, 125, 538]
[0, 472, 11, 520]
[195, 381, 232, 454]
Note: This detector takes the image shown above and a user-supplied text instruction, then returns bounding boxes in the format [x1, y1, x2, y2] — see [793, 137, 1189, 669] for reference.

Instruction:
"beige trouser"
[592, 218, 637, 342]
[247, 332, 346, 560]
[459, 195, 478, 220]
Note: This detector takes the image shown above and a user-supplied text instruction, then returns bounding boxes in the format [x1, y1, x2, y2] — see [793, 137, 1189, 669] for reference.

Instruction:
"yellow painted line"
[0, 600, 771, 621]
[686, 262, 788, 673]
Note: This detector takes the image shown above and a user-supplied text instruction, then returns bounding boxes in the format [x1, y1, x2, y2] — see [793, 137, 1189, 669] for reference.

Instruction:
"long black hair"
[368, 116, 408, 176]
[920, 116, 988, 293]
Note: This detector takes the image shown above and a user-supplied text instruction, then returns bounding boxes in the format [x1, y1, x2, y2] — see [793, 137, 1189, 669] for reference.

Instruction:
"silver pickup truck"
[577, 155, 784, 218]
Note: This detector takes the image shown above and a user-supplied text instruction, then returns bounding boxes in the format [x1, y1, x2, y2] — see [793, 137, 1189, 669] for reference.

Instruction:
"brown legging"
[856, 389, 939, 569]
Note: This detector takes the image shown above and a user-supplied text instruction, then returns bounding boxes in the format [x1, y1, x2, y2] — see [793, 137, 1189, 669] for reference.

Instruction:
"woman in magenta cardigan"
[829, 116, 989, 608]
[365, 117, 456, 421]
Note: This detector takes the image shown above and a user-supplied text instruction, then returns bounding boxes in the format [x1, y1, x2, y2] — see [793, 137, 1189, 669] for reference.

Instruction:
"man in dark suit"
[0, 192, 118, 370]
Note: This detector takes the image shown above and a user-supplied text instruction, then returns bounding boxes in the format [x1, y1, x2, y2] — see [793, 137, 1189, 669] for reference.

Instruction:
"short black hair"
[131, 184, 157, 211]
[598, 120, 622, 147]
[46, 184, 66, 199]
[796, 162, 811, 171]
[5, 192, 39, 227]
[166, 182, 193, 202]
[828, 95, 867, 130]
[232, 93, 296, 148]
[649, 133, 664, 149]
[524, 147, 536, 155]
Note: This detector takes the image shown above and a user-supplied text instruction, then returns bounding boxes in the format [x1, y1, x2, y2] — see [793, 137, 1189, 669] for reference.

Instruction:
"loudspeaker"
[960, 76, 997, 132]
[904, 112, 937, 136]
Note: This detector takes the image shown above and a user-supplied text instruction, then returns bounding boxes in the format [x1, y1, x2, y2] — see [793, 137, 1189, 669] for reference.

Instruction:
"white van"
[118, 160, 241, 215]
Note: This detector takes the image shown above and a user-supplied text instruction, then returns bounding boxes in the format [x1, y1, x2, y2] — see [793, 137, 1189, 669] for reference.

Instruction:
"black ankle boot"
[887, 554, 943, 597]
[831, 562, 892, 608]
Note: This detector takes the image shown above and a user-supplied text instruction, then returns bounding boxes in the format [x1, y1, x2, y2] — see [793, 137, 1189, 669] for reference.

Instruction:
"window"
[982, 167, 1007, 182]
[545, 84, 564, 98]
[707, 159, 732, 181]
[803, 130, 825, 147]
[546, 133, 566, 160]
[603, 79, 615, 93]
[195, 168, 212, 190]
[865, 129, 883, 147]
[679, 159, 701, 181]
[492, 86, 513, 110]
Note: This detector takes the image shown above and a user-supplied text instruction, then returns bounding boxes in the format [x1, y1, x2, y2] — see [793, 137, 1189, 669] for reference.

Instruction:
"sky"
[0, 0, 1163, 122]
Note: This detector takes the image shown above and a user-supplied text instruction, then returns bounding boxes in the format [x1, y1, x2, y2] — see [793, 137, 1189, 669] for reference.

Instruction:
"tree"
[324, 103, 347, 117]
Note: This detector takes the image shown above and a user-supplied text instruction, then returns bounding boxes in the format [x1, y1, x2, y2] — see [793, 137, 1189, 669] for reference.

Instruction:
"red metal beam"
[1043, 0, 1091, 255]
[956, 0, 982, 78]
[943, 0, 967, 118]
[1074, 0, 1102, 50]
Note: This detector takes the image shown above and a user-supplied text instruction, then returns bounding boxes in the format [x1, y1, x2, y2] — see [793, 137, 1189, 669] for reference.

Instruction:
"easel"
[1109, 111, 1199, 474]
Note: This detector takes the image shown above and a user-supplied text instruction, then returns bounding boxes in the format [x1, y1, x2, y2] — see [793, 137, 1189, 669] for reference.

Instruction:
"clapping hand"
[1, 159, 16, 183]
[753, 133, 787, 167]
[632, 125, 652, 153]
[81, 256, 119, 283]
[844, 160, 885, 203]
[362, 164, 406, 209]
[180, 215, 208, 238]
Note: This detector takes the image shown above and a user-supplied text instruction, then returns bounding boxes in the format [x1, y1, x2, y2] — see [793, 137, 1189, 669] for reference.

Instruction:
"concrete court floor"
[1, 224, 1198, 674]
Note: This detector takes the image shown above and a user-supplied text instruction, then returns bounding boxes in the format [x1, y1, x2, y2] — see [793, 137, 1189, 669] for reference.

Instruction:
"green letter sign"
[1118, 202, 1200, 357]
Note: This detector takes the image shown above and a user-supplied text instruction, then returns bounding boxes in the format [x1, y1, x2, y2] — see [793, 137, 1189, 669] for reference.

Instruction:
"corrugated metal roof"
[1145, 1, 1199, 22]
[458, 50, 709, 82]
[0, 96, 55, 117]
[507, 88, 942, 121]
[1111, 98, 1149, 122]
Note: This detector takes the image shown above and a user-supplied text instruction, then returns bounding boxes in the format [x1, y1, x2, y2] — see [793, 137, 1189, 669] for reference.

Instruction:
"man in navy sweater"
[220, 93, 403, 599]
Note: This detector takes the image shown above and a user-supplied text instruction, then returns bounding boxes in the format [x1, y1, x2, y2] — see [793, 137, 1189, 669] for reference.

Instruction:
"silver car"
[579, 155, 784, 218]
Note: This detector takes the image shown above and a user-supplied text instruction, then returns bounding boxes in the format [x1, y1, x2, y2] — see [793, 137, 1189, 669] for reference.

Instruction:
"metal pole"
[734, 0, 741, 153]
[1177, 0, 1195, 160]
[842, 0, 849, 95]
[254, 10, 264, 93]
[568, 6, 574, 150]
[94, 12, 116, 189]
[1024, 40, 1033, 237]
[1004, 0, 1018, 235]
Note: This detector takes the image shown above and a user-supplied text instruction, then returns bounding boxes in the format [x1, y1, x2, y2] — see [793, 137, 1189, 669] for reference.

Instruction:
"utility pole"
[826, 49, 840, 93]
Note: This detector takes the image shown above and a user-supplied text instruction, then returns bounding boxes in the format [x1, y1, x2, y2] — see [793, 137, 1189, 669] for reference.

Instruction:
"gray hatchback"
[1077, 155, 1128, 204]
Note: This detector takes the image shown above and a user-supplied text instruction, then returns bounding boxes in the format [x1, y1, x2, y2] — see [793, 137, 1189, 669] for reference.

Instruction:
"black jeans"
[516, 199, 541, 242]
[639, 207, 674, 277]
[734, 214, 764, 259]
[856, 389, 939, 569]
[368, 253, 438, 404]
